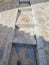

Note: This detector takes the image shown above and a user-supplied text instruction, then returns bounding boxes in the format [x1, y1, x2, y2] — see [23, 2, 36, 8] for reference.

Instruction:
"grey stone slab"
[36, 37, 44, 50]
[2, 0, 12, 4]
[46, 55, 49, 65]
[19, 3, 30, 7]
[1, 28, 14, 65]
[0, 0, 19, 12]
[37, 50, 47, 65]
[0, 25, 10, 64]
[13, 36, 36, 45]
[13, 30, 36, 45]
[44, 43, 49, 56]
[2, 2, 11, 11]
[20, 0, 30, 1]
[10, 0, 19, 9]
[8, 46, 18, 65]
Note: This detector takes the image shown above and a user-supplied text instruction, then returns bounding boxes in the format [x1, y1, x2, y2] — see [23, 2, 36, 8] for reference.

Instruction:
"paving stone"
[20, 0, 30, 1]
[0, 25, 10, 64]
[46, 55, 49, 65]
[36, 37, 44, 50]
[37, 50, 47, 65]
[44, 41, 49, 65]
[13, 29, 36, 45]
[10, 0, 19, 8]
[2, 0, 12, 4]
[0, 2, 11, 12]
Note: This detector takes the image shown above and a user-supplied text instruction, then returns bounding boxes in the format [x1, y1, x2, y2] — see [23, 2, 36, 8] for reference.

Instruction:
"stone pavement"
[0, 1, 49, 65]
